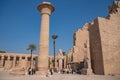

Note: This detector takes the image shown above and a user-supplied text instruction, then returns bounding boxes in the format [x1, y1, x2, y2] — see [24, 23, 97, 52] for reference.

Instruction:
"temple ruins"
[67, 1, 120, 75]
[0, 1, 120, 75]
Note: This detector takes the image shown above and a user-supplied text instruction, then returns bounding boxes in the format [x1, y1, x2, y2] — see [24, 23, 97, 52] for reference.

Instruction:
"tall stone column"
[37, 2, 55, 74]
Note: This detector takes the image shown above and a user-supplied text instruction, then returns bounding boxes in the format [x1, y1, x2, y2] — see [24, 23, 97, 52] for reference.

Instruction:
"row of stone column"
[0, 55, 36, 61]
[0, 55, 37, 68]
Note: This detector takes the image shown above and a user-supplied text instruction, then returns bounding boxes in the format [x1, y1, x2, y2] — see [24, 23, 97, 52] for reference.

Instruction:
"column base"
[81, 68, 94, 75]
[36, 71, 46, 75]
[87, 68, 94, 75]
[36, 67, 49, 75]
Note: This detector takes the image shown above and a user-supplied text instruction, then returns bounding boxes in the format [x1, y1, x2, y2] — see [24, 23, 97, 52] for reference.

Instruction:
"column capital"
[37, 2, 55, 15]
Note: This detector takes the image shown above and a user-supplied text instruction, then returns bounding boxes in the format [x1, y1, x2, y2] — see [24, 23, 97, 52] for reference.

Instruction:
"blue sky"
[0, 0, 114, 55]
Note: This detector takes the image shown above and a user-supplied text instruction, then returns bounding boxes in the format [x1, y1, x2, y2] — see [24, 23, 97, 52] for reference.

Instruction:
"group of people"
[28, 67, 36, 75]
[27, 68, 53, 75]
[27, 68, 74, 75]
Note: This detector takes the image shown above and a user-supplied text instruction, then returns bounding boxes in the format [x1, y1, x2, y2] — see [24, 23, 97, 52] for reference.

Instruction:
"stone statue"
[58, 49, 63, 56]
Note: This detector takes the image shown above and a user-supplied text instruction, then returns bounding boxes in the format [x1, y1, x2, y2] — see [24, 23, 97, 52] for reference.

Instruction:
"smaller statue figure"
[58, 49, 63, 56]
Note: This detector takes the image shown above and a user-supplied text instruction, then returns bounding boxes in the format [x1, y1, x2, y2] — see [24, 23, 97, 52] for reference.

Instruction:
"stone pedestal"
[86, 68, 93, 75]
[37, 2, 55, 74]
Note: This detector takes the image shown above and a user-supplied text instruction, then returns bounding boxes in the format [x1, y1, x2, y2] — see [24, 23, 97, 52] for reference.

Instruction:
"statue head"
[58, 49, 63, 56]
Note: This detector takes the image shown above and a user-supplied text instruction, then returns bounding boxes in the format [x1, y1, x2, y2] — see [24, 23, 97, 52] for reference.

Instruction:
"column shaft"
[0, 56, 4, 67]
[12, 57, 16, 67]
[38, 14, 49, 71]
[37, 2, 55, 74]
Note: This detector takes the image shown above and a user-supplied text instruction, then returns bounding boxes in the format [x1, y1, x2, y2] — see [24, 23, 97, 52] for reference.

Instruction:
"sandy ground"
[0, 72, 120, 80]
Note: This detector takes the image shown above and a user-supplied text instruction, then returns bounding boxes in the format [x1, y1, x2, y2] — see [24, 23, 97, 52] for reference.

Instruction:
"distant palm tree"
[27, 44, 36, 68]
[0, 51, 6, 53]
[52, 34, 58, 68]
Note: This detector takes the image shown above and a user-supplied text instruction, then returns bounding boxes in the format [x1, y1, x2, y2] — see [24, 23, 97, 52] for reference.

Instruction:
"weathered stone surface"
[73, 23, 89, 62]
[0, 1, 119, 76]
[89, 1, 120, 75]
[0, 53, 37, 73]
[67, 1, 120, 75]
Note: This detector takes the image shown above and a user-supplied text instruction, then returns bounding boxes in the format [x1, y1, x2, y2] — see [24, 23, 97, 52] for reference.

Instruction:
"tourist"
[71, 69, 73, 74]
[28, 67, 32, 75]
[28, 67, 30, 75]
[32, 68, 36, 74]
[50, 68, 53, 75]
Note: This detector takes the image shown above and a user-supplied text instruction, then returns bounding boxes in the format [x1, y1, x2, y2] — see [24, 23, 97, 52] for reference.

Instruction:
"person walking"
[50, 68, 53, 75]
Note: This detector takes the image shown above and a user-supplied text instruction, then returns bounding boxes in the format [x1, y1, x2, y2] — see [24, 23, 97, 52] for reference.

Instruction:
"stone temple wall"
[89, 12, 120, 75]
[98, 12, 120, 75]
[69, 1, 120, 75]
[0, 53, 67, 73]
[89, 19, 104, 75]
[0, 53, 37, 72]
[73, 24, 89, 62]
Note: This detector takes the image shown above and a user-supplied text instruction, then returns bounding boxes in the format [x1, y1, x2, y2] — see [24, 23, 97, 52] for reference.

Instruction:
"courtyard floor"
[0, 72, 120, 80]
